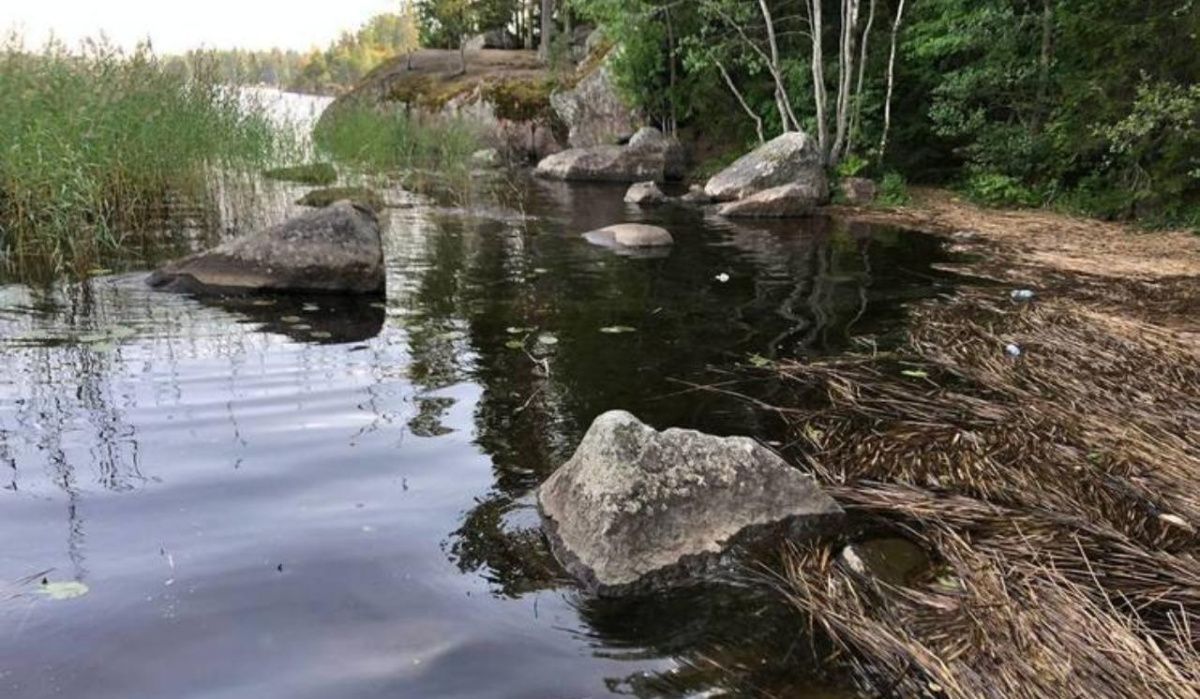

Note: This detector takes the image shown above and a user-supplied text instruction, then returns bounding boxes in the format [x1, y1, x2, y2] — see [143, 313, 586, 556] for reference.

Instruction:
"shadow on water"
[0, 174, 961, 698]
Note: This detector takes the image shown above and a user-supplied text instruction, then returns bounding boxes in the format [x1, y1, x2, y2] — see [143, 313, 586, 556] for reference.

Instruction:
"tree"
[417, 0, 480, 73]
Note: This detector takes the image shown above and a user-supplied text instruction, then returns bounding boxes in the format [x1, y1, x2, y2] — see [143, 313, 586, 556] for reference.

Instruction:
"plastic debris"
[714, 273, 730, 283]
[1011, 289, 1036, 301]
[1004, 343, 1022, 358]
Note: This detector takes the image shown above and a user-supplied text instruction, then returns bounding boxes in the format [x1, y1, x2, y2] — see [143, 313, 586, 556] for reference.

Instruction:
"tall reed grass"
[0, 37, 293, 279]
[314, 103, 479, 175]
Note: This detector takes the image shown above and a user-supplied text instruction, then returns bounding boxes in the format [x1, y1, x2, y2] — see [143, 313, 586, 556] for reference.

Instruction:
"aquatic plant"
[263, 163, 337, 186]
[0, 37, 292, 279]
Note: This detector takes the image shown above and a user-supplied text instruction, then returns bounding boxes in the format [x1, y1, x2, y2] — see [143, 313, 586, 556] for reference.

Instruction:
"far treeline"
[163, 10, 421, 95]
[547, 0, 1197, 228]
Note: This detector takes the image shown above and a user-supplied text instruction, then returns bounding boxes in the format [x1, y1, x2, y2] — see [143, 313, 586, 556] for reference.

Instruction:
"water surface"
[0, 179, 958, 698]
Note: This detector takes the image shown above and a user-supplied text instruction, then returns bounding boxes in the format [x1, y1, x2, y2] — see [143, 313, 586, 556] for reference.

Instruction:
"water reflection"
[0, 177, 957, 698]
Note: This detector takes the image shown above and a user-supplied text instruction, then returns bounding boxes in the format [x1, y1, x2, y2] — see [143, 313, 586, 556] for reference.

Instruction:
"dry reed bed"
[762, 285, 1200, 698]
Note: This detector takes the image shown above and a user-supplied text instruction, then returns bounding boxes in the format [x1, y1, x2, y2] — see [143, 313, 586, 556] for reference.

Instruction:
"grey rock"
[537, 410, 843, 595]
[482, 29, 520, 49]
[705, 131, 828, 202]
[624, 181, 667, 205]
[148, 201, 383, 295]
[840, 177, 878, 204]
[535, 136, 685, 183]
[584, 27, 607, 57]
[583, 224, 673, 248]
[550, 62, 637, 148]
[470, 148, 502, 169]
[679, 185, 712, 205]
[717, 184, 822, 218]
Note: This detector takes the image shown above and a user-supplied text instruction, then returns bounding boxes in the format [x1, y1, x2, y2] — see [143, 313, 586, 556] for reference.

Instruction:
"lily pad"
[747, 354, 773, 368]
[599, 326, 637, 334]
[281, 316, 303, 324]
[506, 326, 536, 335]
[537, 334, 559, 346]
[37, 580, 90, 601]
[504, 340, 525, 350]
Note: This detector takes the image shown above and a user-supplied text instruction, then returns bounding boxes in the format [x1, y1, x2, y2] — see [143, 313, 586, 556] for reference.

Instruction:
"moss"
[296, 186, 384, 212]
[481, 78, 555, 123]
[263, 163, 338, 186]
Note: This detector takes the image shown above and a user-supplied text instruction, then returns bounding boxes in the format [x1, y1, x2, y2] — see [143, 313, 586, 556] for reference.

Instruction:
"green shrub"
[296, 186, 384, 212]
[878, 172, 913, 207]
[963, 173, 1040, 208]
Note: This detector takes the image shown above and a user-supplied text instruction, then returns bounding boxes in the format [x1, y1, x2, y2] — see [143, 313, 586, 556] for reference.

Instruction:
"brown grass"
[742, 196, 1200, 697]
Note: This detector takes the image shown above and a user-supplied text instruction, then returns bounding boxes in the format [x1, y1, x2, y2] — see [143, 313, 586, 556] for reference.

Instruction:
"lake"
[0, 166, 959, 697]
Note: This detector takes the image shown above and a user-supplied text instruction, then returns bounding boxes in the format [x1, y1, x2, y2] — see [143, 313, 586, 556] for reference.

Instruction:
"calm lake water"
[0, 175, 958, 698]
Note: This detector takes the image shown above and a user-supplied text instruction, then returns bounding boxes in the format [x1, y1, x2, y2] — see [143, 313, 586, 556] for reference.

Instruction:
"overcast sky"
[5, 0, 400, 53]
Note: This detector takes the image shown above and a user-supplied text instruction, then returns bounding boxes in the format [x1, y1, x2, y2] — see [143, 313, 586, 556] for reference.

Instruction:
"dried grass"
[755, 283, 1200, 698]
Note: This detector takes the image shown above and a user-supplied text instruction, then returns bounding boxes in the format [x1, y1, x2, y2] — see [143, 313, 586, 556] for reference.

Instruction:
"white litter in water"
[1005, 343, 1022, 358]
[714, 273, 730, 283]
[1011, 289, 1036, 301]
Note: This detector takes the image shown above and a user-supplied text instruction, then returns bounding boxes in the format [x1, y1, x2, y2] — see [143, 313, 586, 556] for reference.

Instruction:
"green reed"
[314, 103, 479, 176]
[0, 37, 294, 279]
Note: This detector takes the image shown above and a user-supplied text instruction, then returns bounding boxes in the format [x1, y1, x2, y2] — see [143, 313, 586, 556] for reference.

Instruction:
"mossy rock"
[297, 187, 385, 212]
[481, 79, 556, 122]
[264, 163, 338, 186]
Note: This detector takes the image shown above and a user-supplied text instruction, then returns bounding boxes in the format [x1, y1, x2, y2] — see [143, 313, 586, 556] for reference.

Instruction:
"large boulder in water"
[705, 132, 828, 203]
[537, 411, 844, 595]
[148, 201, 383, 294]
[583, 223, 674, 248]
[717, 184, 822, 218]
[535, 127, 685, 183]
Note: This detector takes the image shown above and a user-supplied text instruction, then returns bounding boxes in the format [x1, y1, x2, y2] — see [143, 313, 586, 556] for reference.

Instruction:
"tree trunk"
[540, 0, 555, 60]
[807, 0, 830, 160]
[716, 60, 765, 144]
[665, 2, 678, 135]
[832, 0, 861, 164]
[847, 0, 877, 156]
[879, 0, 907, 160]
[758, 0, 802, 133]
[1035, 0, 1054, 131]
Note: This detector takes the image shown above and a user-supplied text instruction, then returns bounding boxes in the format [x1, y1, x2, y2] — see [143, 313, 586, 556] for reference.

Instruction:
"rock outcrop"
[705, 132, 828, 203]
[148, 201, 384, 295]
[583, 224, 674, 248]
[717, 184, 822, 218]
[840, 177, 878, 204]
[535, 127, 685, 183]
[538, 411, 844, 595]
[550, 62, 637, 148]
[624, 181, 667, 205]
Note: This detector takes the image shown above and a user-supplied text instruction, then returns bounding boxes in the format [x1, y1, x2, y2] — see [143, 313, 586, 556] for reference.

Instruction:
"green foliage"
[878, 173, 912, 207]
[0, 38, 288, 278]
[263, 163, 338, 186]
[962, 173, 1039, 208]
[837, 154, 870, 179]
[314, 105, 480, 174]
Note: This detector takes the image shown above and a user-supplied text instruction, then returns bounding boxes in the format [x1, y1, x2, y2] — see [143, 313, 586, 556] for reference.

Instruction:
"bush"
[962, 173, 1040, 208]
[878, 172, 913, 207]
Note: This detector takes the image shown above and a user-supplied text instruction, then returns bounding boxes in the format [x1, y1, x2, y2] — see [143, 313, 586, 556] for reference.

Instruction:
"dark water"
[0, 179, 957, 698]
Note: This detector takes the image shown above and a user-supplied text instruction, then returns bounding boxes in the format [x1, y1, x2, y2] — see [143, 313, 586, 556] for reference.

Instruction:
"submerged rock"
[583, 224, 674, 249]
[148, 201, 383, 295]
[537, 410, 844, 595]
[705, 132, 828, 203]
[679, 185, 712, 205]
[717, 184, 822, 218]
[624, 181, 667, 205]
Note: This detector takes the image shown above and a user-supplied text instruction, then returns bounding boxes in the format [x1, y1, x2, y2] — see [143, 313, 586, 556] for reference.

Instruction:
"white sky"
[4, 0, 400, 54]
